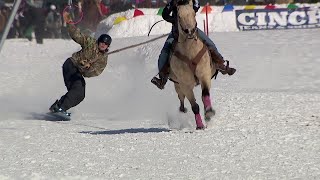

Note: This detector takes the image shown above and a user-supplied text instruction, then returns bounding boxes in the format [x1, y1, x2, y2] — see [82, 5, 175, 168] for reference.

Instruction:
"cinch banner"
[235, 8, 320, 31]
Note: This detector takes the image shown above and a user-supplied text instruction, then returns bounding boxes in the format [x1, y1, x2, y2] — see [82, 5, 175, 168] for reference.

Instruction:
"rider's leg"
[197, 29, 236, 75]
[151, 33, 175, 89]
[197, 29, 224, 63]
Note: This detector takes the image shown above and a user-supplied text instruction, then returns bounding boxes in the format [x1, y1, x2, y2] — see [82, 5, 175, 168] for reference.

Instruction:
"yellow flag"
[244, 5, 256, 10]
[114, 16, 127, 25]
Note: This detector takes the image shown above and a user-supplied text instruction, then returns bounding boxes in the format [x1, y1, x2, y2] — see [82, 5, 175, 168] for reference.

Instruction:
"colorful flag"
[133, 9, 144, 17]
[244, 5, 256, 10]
[264, 4, 276, 10]
[200, 4, 212, 14]
[157, 7, 164, 16]
[114, 16, 127, 25]
[287, 3, 298, 9]
[222, 4, 234, 12]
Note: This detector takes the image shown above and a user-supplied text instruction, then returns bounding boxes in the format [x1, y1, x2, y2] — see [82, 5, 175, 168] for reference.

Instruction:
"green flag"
[157, 7, 164, 16]
[287, 3, 298, 9]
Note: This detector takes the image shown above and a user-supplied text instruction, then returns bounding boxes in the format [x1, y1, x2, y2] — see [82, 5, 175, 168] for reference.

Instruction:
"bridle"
[178, 20, 197, 40]
[176, 3, 198, 40]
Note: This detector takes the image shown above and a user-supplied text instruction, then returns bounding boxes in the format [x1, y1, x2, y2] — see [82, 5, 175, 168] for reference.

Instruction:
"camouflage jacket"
[68, 24, 108, 78]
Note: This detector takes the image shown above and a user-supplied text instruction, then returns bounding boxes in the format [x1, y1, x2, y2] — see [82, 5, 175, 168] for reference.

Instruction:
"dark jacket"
[162, 0, 200, 38]
[67, 25, 108, 78]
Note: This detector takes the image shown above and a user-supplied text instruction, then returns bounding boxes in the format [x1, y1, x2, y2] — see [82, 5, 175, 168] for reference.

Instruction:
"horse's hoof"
[205, 108, 215, 122]
[179, 107, 187, 113]
[196, 126, 206, 130]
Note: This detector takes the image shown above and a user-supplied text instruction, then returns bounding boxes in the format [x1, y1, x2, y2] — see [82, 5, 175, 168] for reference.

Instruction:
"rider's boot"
[208, 47, 236, 76]
[151, 63, 169, 90]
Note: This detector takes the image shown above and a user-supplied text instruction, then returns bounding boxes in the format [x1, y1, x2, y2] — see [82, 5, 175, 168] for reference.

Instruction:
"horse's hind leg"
[202, 86, 215, 121]
[174, 83, 187, 113]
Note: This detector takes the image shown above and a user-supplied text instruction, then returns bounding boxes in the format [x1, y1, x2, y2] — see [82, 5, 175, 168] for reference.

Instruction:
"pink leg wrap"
[195, 114, 204, 128]
[203, 95, 212, 110]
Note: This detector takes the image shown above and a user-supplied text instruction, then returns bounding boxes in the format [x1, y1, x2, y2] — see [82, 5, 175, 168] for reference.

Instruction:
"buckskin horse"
[169, 0, 216, 130]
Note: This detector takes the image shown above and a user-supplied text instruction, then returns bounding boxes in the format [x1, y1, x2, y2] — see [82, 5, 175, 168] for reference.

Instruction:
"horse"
[169, 0, 216, 130]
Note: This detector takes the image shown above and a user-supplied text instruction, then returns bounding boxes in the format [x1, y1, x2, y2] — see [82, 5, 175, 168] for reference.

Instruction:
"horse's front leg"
[183, 86, 205, 130]
[191, 102, 205, 130]
[174, 83, 187, 113]
[202, 87, 215, 121]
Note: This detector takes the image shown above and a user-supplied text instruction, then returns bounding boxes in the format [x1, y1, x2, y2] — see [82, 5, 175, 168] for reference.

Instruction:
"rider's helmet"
[97, 34, 112, 45]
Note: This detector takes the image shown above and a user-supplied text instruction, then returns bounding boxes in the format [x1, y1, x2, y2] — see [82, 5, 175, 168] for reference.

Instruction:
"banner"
[235, 8, 320, 31]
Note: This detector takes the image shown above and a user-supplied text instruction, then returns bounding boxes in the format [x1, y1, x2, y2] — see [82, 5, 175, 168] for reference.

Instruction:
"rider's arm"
[193, 0, 200, 12]
[162, 1, 175, 24]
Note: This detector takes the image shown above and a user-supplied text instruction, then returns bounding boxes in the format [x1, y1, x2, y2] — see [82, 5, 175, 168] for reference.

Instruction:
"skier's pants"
[59, 58, 86, 110]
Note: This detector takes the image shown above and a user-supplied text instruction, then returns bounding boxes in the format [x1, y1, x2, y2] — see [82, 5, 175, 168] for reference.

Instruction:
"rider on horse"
[151, 0, 236, 90]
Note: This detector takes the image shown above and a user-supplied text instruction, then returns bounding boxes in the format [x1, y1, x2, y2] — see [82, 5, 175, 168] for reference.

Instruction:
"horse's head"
[176, 0, 197, 40]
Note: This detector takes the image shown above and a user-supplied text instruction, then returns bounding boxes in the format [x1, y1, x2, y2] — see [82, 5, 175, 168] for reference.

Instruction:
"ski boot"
[49, 100, 71, 116]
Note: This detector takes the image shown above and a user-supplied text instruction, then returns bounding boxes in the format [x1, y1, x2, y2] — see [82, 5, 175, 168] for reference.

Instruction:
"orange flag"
[200, 4, 213, 14]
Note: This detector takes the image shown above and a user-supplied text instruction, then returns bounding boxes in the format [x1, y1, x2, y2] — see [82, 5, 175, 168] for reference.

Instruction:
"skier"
[49, 11, 112, 117]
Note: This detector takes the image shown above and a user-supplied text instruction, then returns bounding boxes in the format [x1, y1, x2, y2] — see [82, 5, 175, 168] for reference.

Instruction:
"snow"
[0, 6, 320, 179]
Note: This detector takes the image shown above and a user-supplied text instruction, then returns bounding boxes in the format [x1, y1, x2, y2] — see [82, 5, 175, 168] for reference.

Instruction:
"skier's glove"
[80, 60, 91, 69]
[83, 63, 91, 69]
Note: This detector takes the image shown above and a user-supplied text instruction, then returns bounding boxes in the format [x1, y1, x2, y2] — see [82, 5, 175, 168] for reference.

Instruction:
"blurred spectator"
[0, 0, 6, 33]
[25, 0, 46, 43]
[45, 4, 62, 38]
[78, 0, 104, 34]
[109, 0, 133, 14]
[100, 0, 109, 16]
[1, 5, 15, 38]
[0, 0, 4, 8]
